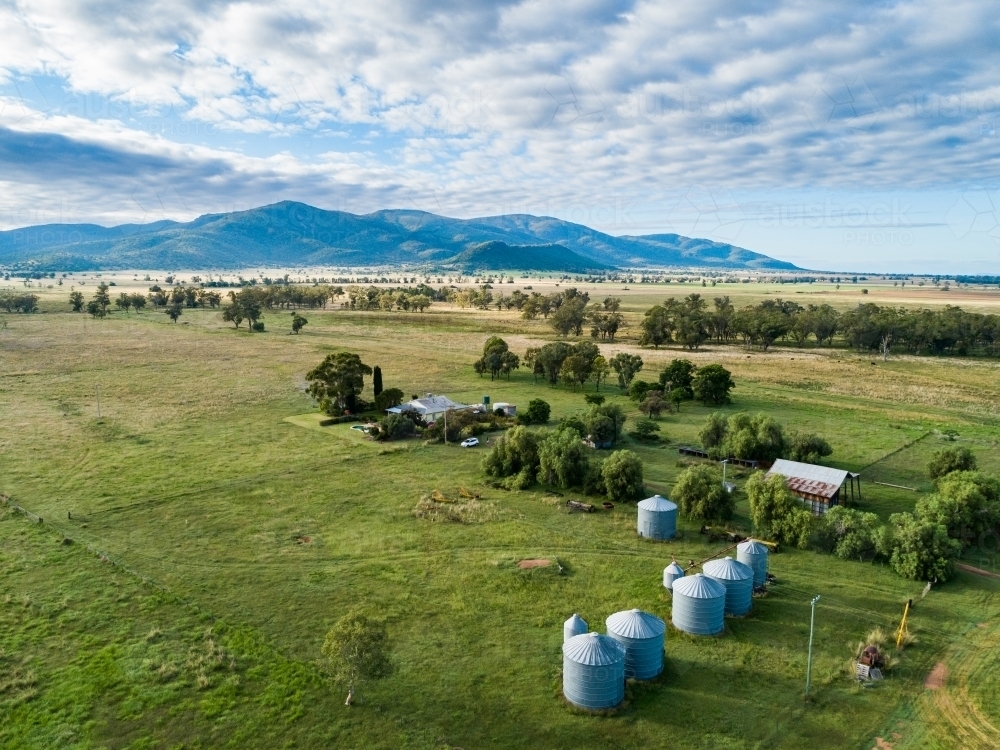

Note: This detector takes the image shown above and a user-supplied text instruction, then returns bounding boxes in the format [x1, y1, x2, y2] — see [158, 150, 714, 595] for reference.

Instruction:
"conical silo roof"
[737, 539, 770, 555]
[672, 573, 726, 599]
[637, 495, 677, 512]
[703, 556, 753, 581]
[606, 608, 666, 639]
[665, 561, 685, 577]
[562, 632, 626, 666]
[565, 613, 587, 630]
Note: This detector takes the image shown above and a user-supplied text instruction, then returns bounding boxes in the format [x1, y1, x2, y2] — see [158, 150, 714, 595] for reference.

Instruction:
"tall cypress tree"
[373, 365, 383, 398]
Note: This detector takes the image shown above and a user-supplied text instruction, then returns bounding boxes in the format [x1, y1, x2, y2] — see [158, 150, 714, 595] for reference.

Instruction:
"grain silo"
[605, 609, 666, 680]
[636, 495, 678, 540]
[671, 574, 726, 635]
[562, 632, 626, 710]
[564, 613, 588, 643]
[736, 539, 770, 588]
[663, 561, 685, 591]
[703, 556, 754, 616]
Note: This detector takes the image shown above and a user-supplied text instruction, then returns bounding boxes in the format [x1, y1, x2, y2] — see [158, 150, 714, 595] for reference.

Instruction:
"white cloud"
[0, 0, 999, 270]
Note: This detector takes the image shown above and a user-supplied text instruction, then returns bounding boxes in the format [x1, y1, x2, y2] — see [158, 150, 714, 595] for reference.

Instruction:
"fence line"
[1, 493, 170, 595]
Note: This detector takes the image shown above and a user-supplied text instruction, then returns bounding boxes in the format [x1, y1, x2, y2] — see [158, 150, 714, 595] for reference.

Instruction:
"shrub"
[601, 450, 644, 502]
[672, 465, 733, 521]
[586, 414, 615, 444]
[251, 321, 265, 332]
[817, 506, 881, 560]
[745, 471, 812, 548]
[691, 364, 734, 405]
[582, 463, 607, 496]
[538, 428, 590, 489]
[915, 471, 1000, 542]
[520, 399, 551, 425]
[787, 432, 833, 464]
[928, 446, 977, 480]
[723, 412, 786, 463]
[482, 426, 541, 488]
[583, 394, 605, 406]
[878, 512, 960, 582]
[587, 403, 626, 443]
[379, 413, 415, 440]
[699, 412, 728, 452]
[559, 416, 587, 435]
[630, 419, 661, 440]
[374, 387, 405, 412]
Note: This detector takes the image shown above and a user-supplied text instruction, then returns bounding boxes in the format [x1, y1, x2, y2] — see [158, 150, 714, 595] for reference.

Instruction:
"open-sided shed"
[766, 458, 860, 515]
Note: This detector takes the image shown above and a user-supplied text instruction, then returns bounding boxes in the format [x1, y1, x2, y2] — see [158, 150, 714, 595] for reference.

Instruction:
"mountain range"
[0, 201, 798, 272]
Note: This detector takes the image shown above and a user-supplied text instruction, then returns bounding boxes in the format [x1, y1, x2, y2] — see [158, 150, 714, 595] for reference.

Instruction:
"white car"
[460, 437, 480, 448]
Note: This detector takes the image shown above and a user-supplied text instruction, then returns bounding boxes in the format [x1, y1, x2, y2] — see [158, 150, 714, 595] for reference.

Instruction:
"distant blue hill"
[0, 201, 797, 272]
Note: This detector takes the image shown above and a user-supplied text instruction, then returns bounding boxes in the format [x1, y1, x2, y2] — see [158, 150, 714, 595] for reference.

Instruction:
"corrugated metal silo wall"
[563, 657, 625, 710]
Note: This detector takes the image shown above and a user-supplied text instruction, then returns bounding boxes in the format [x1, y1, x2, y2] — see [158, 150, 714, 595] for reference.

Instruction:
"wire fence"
[1, 492, 169, 594]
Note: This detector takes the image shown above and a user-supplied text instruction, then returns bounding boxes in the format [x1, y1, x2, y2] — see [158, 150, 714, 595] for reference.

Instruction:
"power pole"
[806, 595, 820, 696]
[95, 385, 102, 420]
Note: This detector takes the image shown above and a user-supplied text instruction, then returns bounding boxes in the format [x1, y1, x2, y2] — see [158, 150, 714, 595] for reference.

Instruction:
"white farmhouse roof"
[386, 395, 469, 416]
[766, 459, 854, 500]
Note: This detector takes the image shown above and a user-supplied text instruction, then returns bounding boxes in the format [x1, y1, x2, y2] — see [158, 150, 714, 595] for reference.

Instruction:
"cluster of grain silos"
[562, 608, 665, 710]
[666, 541, 770, 635]
[560, 513, 773, 711]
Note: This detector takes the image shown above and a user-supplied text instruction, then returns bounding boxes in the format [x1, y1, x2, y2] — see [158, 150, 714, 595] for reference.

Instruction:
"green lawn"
[3, 302, 1000, 749]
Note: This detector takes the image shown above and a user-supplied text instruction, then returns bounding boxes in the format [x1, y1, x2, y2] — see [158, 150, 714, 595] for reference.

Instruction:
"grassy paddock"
[2, 292, 1000, 749]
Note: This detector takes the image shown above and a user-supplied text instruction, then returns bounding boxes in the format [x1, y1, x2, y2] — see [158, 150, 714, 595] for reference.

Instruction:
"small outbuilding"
[492, 402, 516, 417]
[766, 458, 861, 516]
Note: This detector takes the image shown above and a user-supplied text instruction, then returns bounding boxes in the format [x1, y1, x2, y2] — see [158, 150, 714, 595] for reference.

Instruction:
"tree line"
[0, 292, 39, 313]
[639, 294, 1000, 356]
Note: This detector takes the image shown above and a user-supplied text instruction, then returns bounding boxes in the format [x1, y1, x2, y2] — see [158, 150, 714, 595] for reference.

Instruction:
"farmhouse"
[386, 394, 471, 424]
[766, 458, 861, 516]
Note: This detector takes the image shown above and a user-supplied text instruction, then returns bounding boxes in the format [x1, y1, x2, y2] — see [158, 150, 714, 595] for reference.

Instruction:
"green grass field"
[3, 283, 1000, 749]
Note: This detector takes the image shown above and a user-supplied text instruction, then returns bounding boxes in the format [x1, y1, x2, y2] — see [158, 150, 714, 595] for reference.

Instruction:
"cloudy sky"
[1, 0, 999, 272]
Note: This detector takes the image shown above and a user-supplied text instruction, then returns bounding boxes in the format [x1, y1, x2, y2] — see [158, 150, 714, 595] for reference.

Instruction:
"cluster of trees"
[222, 288, 267, 331]
[474, 337, 521, 380]
[0, 292, 39, 313]
[147, 285, 223, 309]
[801, 450, 995, 581]
[639, 295, 1000, 357]
[342, 285, 433, 312]
[523, 341, 610, 391]
[482, 424, 643, 502]
[699, 411, 832, 464]
[518, 289, 625, 340]
[629, 359, 735, 409]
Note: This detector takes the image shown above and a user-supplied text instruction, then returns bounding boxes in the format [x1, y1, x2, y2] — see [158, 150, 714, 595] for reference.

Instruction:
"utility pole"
[721, 459, 729, 487]
[806, 595, 820, 696]
[95, 385, 102, 420]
